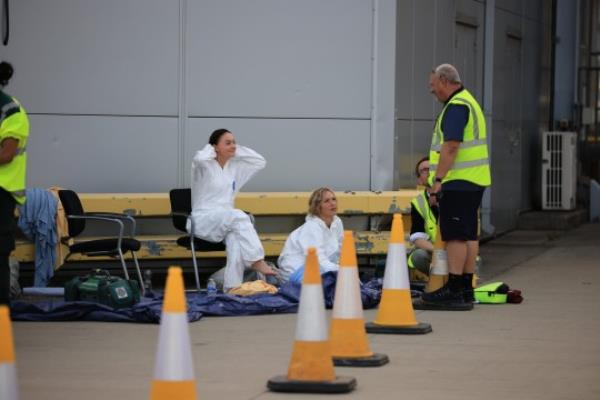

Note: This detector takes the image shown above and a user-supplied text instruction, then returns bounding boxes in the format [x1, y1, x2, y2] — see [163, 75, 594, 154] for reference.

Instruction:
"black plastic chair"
[58, 189, 144, 293]
[169, 188, 226, 290]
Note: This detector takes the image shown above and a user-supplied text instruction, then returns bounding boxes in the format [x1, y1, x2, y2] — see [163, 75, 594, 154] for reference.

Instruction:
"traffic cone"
[425, 224, 448, 292]
[413, 225, 473, 311]
[330, 231, 389, 366]
[365, 214, 432, 334]
[149, 267, 197, 400]
[268, 248, 356, 393]
[0, 306, 18, 400]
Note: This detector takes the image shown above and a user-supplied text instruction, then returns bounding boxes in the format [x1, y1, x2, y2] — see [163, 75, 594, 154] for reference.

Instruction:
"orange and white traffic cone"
[149, 267, 197, 400]
[366, 214, 432, 334]
[0, 306, 18, 400]
[330, 231, 388, 366]
[268, 247, 356, 393]
[425, 225, 448, 293]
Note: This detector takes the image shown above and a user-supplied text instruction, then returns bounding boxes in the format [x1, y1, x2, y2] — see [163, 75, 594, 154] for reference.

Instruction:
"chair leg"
[117, 248, 130, 280]
[131, 251, 145, 296]
[189, 240, 201, 291]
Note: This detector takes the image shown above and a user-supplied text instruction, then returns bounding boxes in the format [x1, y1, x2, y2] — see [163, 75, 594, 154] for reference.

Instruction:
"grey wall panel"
[394, 120, 413, 188]
[186, 0, 373, 118]
[396, 1, 415, 120]
[185, 119, 371, 191]
[524, 0, 544, 21]
[455, 0, 485, 101]
[395, 120, 433, 188]
[435, 0, 455, 67]
[4, 0, 180, 116]
[412, 0, 438, 121]
[491, 9, 524, 231]
[496, 0, 523, 15]
[26, 116, 179, 192]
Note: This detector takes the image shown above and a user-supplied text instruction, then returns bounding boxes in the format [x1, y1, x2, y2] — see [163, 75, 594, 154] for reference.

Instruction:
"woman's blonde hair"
[308, 187, 335, 216]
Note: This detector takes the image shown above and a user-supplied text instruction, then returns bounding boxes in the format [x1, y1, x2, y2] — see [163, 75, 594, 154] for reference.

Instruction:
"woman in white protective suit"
[277, 187, 344, 283]
[189, 129, 278, 291]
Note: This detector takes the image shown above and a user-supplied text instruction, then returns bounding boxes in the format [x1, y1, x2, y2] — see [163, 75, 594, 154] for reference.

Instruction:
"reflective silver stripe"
[11, 189, 26, 198]
[15, 147, 26, 155]
[415, 193, 427, 215]
[429, 158, 489, 172]
[0, 101, 19, 122]
[430, 139, 487, 152]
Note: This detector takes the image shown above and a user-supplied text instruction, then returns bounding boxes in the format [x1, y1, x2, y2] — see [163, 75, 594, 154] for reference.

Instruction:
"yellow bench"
[70, 190, 417, 216]
[13, 190, 418, 264]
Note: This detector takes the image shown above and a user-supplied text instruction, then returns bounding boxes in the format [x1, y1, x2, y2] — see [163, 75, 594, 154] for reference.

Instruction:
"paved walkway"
[11, 223, 600, 400]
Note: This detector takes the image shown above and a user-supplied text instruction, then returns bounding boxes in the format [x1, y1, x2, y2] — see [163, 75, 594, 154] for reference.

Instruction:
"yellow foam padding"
[287, 341, 335, 382]
[425, 274, 448, 293]
[389, 214, 405, 244]
[373, 289, 418, 327]
[13, 230, 407, 263]
[330, 318, 373, 358]
[303, 248, 321, 285]
[162, 267, 187, 313]
[150, 380, 197, 400]
[0, 306, 15, 363]
[339, 231, 357, 268]
[74, 190, 418, 216]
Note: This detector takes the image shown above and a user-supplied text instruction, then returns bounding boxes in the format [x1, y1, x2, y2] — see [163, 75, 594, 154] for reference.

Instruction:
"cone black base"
[333, 353, 389, 367]
[267, 375, 357, 393]
[365, 321, 433, 334]
[412, 298, 473, 311]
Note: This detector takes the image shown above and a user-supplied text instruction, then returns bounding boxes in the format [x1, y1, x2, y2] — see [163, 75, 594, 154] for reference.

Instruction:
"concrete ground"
[11, 223, 600, 400]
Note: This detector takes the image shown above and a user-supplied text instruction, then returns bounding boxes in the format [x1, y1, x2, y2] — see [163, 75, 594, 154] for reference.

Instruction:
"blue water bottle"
[206, 278, 217, 296]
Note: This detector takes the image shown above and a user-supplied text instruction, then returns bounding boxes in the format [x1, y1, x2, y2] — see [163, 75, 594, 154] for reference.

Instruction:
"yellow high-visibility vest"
[411, 191, 437, 242]
[429, 89, 491, 187]
[407, 191, 437, 269]
[0, 94, 29, 204]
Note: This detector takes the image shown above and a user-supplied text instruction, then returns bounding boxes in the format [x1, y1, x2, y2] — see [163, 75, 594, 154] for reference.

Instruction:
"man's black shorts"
[0, 188, 17, 254]
[439, 189, 484, 241]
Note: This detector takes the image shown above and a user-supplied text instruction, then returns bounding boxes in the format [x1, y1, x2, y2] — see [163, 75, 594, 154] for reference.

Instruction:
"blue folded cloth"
[17, 188, 58, 287]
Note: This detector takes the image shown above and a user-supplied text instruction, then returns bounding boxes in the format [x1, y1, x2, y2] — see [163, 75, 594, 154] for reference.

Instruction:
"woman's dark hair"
[415, 155, 429, 177]
[209, 129, 231, 145]
[0, 61, 14, 86]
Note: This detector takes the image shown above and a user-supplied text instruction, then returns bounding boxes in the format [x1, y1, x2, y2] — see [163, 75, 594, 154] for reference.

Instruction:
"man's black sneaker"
[463, 288, 475, 303]
[421, 284, 465, 305]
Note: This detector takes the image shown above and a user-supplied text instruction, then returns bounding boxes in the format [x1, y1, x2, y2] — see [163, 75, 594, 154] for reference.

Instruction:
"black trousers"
[0, 188, 16, 305]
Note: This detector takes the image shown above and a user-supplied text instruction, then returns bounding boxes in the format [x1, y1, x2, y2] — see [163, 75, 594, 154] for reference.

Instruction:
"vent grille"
[542, 132, 576, 210]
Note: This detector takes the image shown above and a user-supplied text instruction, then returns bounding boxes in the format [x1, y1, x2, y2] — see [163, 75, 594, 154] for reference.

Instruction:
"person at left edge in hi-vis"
[0, 61, 29, 306]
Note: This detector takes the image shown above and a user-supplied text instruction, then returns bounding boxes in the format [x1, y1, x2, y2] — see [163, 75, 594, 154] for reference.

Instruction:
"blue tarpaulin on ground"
[10, 272, 384, 323]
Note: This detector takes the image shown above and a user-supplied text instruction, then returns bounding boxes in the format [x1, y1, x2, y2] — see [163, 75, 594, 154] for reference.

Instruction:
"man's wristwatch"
[434, 177, 443, 183]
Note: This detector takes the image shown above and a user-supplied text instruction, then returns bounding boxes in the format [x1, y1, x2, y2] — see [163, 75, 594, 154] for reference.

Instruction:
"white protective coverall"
[277, 214, 344, 282]
[188, 144, 266, 290]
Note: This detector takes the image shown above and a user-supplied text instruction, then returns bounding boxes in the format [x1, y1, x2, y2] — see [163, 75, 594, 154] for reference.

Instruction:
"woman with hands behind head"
[190, 129, 278, 292]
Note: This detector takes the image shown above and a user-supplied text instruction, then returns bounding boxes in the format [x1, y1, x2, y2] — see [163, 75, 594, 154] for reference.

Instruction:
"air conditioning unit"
[541, 131, 577, 210]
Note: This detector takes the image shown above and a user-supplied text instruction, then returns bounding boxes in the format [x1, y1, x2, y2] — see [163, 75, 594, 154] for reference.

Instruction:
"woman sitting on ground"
[277, 187, 344, 283]
[189, 128, 277, 292]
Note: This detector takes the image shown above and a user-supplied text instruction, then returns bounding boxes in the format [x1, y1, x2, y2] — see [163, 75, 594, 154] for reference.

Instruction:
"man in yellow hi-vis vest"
[0, 61, 29, 306]
[407, 156, 438, 276]
[421, 64, 490, 307]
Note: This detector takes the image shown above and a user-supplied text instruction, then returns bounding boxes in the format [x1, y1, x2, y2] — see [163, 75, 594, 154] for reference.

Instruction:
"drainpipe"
[481, 0, 496, 236]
